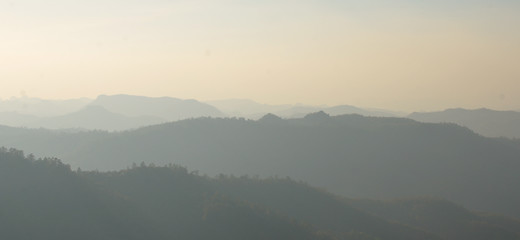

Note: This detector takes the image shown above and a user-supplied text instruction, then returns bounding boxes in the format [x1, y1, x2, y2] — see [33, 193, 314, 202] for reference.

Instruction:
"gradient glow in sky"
[1, 0, 519, 111]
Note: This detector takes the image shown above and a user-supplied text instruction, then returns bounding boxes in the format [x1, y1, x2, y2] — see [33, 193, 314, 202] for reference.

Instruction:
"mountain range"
[409, 108, 520, 138]
[2, 96, 519, 139]
[0, 95, 401, 131]
[206, 99, 399, 119]
[1, 112, 519, 218]
[0, 95, 223, 131]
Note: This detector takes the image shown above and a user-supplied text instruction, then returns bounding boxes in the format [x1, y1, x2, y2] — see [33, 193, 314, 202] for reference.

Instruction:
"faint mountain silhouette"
[38, 105, 165, 131]
[91, 94, 224, 121]
[0, 97, 90, 117]
[206, 99, 396, 119]
[1, 113, 520, 218]
[409, 108, 520, 138]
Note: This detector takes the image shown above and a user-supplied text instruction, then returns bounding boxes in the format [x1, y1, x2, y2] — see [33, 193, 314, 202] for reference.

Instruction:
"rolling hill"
[90, 94, 224, 121]
[0, 148, 330, 240]
[0, 95, 226, 131]
[0, 97, 90, 117]
[0, 106, 164, 131]
[4, 148, 519, 240]
[207, 99, 397, 119]
[1, 113, 519, 218]
[348, 197, 520, 240]
[409, 108, 520, 138]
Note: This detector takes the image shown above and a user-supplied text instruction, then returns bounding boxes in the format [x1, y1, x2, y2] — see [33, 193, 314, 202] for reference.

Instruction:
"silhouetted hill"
[39, 105, 164, 131]
[0, 148, 447, 240]
[0, 148, 158, 240]
[207, 99, 396, 119]
[211, 176, 440, 240]
[348, 197, 520, 240]
[257, 113, 285, 124]
[206, 99, 292, 118]
[5, 148, 520, 239]
[0, 97, 90, 117]
[1, 114, 520, 218]
[303, 110, 331, 121]
[0, 95, 227, 131]
[0, 148, 331, 240]
[85, 166, 444, 240]
[280, 105, 394, 118]
[409, 108, 520, 138]
[0, 106, 163, 131]
[91, 94, 224, 121]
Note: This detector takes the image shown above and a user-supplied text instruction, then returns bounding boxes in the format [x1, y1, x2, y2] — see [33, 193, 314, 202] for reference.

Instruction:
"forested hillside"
[0, 148, 427, 240]
[348, 198, 520, 240]
[3, 148, 519, 240]
[0, 148, 327, 240]
[1, 113, 520, 218]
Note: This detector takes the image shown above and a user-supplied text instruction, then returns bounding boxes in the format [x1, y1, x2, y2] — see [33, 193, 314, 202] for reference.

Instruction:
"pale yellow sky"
[1, 1, 519, 112]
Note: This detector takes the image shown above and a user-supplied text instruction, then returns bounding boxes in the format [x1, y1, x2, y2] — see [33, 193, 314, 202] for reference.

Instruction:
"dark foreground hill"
[409, 108, 520, 138]
[1, 113, 520, 218]
[3, 148, 520, 240]
[0, 148, 325, 240]
[0, 148, 433, 240]
[348, 198, 520, 240]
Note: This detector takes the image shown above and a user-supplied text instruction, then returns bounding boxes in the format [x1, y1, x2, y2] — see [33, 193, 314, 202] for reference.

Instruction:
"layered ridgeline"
[206, 99, 398, 119]
[3, 148, 520, 240]
[89, 94, 224, 121]
[347, 198, 520, 240]
[1, 113, 520, 218]
[0, 148, 329, 240]
[409, 108, 520, 138]
[0, 95, 224, 131]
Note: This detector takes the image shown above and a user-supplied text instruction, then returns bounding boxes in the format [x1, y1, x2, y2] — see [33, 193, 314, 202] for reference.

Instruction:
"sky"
[1, 0, 519, 112]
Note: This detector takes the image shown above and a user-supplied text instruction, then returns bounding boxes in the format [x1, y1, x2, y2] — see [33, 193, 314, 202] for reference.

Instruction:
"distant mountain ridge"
[0, 106, 164, 131]
[90, 94, 224, 121]
[409, 108, 520, 138]
[0, 95, 224, 131]
[0, 97, 90, 117]
[206, 99, 398, 119]
[1, 113, 520, 218]
[3, 96, 518, 137]
[39, 105, 164, 131]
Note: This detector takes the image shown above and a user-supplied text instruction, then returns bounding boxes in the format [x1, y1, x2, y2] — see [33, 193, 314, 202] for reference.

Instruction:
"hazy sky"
[1, 0, 519, 111]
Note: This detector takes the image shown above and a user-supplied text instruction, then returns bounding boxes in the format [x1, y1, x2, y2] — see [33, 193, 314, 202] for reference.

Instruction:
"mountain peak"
[303, 111, 330, 121]
[258, 113, 283, 123]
